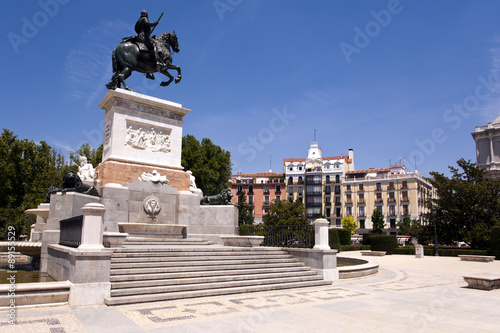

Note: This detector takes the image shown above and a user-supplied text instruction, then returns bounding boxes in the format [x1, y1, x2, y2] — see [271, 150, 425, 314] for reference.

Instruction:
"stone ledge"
[361, 250, 386, 256]
[338, 257, 379, 279]
[220, 236, 264, 247]
[118, 223, 187, 239]
[463, 274, 500, 290]
[458, 255, 495, 262]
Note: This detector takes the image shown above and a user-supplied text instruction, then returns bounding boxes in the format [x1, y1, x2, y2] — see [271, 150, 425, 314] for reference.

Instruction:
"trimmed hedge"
[491, 226, 500, 260]
[370, 235, 398, 254]
[339, 245, 371, 252]
[338, 229, 352, 246]
[393, 246, 489, 257]
[329, 228, 340, 250]
[362, 233, 371, 245]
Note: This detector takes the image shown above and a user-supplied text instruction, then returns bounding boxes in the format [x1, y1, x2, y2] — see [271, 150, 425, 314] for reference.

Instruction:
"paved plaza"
[1, 252, 499, 333]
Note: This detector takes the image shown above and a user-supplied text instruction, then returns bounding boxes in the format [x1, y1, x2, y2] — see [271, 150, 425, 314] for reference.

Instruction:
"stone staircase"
[104, 244, 331, 306]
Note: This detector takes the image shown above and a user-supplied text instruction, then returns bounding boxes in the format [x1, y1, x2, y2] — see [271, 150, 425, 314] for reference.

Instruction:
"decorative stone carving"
[143, 196, 161, 220]
[78, 156, 95, 180]
[187, 170, 202, 193]
[125, 125, 171, 153]
[138, 170, 169, 184]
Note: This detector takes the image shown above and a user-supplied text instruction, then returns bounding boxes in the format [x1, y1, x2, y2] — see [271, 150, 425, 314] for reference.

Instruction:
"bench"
[220, 236, 264, 247]
[463, 274, 500, 290]
[361, 250, 386, 256]
[458, 255, 495, 262]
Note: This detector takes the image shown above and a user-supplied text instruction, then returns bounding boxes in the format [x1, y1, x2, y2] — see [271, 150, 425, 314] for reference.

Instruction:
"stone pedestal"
[313, 219, 331, 250]
[78, 203, 105, 250]
[96, 88, 191, 190]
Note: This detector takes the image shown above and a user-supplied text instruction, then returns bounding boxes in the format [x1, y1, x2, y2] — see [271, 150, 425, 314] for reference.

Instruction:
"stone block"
[69, 282, 111, 306]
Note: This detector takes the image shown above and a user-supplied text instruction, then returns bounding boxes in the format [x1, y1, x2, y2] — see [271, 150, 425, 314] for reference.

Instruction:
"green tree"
[181, 135, 232, 195]
[397, 215, 425, 243]
[370, 208, 386, 234]
[69, 143, 103, 167]
[0, 129, 70, 238]
[427, 159, 500, 249]
[341, 215, 358, 235]
[263, 199, 308, 226]
[237, 190, 254, 225]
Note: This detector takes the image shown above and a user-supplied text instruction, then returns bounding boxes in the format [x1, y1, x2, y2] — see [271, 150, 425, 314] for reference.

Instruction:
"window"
[346, 193, 352, 203]
[346, 206, 352, 216]
[402, 191, 408, 201]
[359, 206, 365, 217]
[346, 185, 351, 192]
[325, 186, 331, 194]
[359, 219, 365, 229]
[335, 175, 340, 183]
[298, 187, 303, 195]
[326, 208, 331, 217]
[388, 182, 395, 190]
[264, 185, 269, 193]
[376, 206, 383, 214]
[264, 196, 270, 205]
[288, 177, 293, 185]
[275, 185, 281, 193]
[402, 181, 408, 189]
[248, 196, 253, 205]
[389, 205, 395, 216]
[335, 185, 341, 194]
[402, 204, 409, 215]
[376, 182, 382, 191]
[275, 195, 280, 201]
[376, 192, 382, 202]
[335, 196, 341, 203]
[289, 166, 293, 171]
[325, 196, 331, 203]
[237, 185, 243, 193]
[289, 187, 293, 195]
[358, 193, 365, 204]
[336, 218, 341, 226]
[389, 192, 395, 202]
[390, 219, 396, 228]
[336, 208, 341, 217]
[359, 184, 364, 191]
[248, 185, 253, 194]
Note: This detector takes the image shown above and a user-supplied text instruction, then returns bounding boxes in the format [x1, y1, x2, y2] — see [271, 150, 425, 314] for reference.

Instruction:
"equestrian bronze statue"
[106, 10, 182, 91]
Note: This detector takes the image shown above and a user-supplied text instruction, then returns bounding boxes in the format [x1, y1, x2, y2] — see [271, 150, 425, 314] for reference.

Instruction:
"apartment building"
[471, 115, 500, 180]
[343, 165, 435, 234]
[230, 172, 285, 224]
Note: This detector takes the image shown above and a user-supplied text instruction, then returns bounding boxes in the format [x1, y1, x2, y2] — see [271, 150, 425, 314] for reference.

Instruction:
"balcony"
[401, 197, 409, 202]
[358, 213, 366, 217]
[345, 199, 352, 204]
[335, 201, 341, 206]
[263, 201, 270, 206]
[375, 198, 383, 203]
[324, 202, 331, 206]
[388, 198, 395, 203]
[358, 199, 365, 204]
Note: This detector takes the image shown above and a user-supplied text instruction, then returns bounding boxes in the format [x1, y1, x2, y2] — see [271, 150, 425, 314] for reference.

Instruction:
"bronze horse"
[106, 31, 181, 91]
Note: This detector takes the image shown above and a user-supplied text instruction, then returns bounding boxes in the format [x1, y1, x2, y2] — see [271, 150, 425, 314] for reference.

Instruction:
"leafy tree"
[426, 159, 500, 249]
[397, 215, 425, 243]
[237, 190, 254, 225]
[263, 199, 309, 226]
[370, 208, 386, 234]
[0, 129, 70, 238]
[341, 215, 358, 235]
[181, 135, 232, 195]
[69, 143, 103, 167]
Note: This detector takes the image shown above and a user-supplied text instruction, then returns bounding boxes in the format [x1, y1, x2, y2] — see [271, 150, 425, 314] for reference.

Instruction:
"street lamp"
[432, 207, 439, 256]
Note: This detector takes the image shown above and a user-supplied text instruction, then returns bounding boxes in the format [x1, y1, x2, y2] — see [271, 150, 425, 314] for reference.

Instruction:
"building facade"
[343, 166, 435, 234]
[284, 142, 354, 224]
[471, 115, 500, 180]
[230, 172, 285, 224]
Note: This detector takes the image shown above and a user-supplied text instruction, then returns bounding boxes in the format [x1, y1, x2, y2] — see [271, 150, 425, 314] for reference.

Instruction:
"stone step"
[111, 254, 292, 263]
[110, 266, 312, 282]
[111, 275, 325, 297]
[110, 262, 305, 276]
[111, 249, 288, 258]
[111, 270, 319, 289]
[112, 247, 284, 254]
[124, 240, 214, 246]
[111, 258, 298, 269]
[105, 280, 332, 306]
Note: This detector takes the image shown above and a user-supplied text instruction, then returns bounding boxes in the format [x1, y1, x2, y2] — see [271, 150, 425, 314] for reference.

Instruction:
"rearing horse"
[106, 32, 182, 91]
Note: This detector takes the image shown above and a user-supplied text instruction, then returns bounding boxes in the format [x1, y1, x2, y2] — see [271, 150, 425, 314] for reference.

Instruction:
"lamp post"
[432, 207, 439, 256]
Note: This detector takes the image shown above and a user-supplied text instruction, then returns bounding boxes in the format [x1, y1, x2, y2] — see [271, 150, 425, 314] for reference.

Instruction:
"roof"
[346, 168, 390, 174]
[283, 156, 353, 163]
[232, 172, 284, 178]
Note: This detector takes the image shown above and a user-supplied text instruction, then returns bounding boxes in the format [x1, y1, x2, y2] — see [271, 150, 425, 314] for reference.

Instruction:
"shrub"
[370, 235, 398, 254]
[339, 245, 371, 252]
[491, 226, 500, 260]
[329, 228, 340, 250]
[337, 229, 351, 245]
[362, 233, 371, 245]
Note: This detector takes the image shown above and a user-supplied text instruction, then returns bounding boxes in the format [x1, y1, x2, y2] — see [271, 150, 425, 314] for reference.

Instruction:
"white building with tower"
[471, 115, 500, 180]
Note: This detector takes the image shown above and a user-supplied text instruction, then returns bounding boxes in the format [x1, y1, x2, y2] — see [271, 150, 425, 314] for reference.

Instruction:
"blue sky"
[2, 0, 500, 177]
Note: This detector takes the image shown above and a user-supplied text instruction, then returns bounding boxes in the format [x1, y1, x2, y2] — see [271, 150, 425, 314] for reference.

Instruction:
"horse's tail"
[105, 49, 121, 90]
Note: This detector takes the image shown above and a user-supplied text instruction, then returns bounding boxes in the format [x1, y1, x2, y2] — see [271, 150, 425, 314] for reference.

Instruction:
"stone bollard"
[415, 244, 424, 258]
[78, 203, 106, 250]
[313, 218, 331, 250]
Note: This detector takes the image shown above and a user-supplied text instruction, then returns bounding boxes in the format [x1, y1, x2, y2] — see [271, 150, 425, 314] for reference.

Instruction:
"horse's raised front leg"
[168, 64, 182, 84]
[159, 68, 174, 87]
